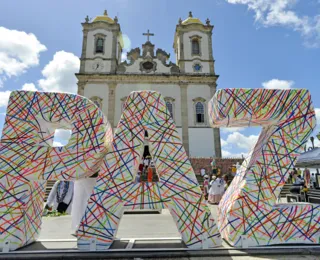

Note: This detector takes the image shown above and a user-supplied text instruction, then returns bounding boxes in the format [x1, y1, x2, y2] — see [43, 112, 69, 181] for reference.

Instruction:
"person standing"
[297, 168, 302, 177]
[144, 156, 150, 173]
[288, 169, 293, 184]
[203, 175, 209, 201]
[138, 161, 144, 182]
[208, 176, 223, 204]
[45, 181, 74, 214]
[311, 173, 316, 188]
[200, 168, 206, 177]
[147, 166, 153, 182]
[303, 168, 311, 187]
[211, 159, 217, 176]
[231, 165, 237, 176]
[223, 175, 230, 191]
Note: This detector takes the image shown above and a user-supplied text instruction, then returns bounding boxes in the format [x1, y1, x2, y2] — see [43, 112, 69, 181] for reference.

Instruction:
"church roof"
[182, 17, 203, 25]
[92, 10, 115, 24]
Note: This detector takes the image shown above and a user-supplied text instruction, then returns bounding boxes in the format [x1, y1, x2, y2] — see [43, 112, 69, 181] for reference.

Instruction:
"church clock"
[92, 60, 104, 72]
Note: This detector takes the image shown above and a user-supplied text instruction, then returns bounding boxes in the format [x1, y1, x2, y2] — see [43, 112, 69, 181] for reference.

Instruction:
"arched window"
[192, 39, 200, 55]
[166, 101, 173, 119]
[164, 97, 175, 121]
[195, 102, 204, 123]
[96, 38, 104, 53]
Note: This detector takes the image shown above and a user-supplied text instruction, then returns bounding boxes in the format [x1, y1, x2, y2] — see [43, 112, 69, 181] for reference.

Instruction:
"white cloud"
[221, 138, 228, 147]
[221, 127, 246, 133]
[0, 83, 37, 108]
[226, 131, 259, 150]
[121, 52, 127, 62]
[226, 0, 320, 47]
[0, 91, 11, 107]
[52, 141, 64, 147]
[0, 27, 46, 82]
[38, 51, 80, 94]
[22, 83, 37, 91]
[222, 149, 246, 158]
[262, 79, 294, 89]
[54, 129, 72, 140]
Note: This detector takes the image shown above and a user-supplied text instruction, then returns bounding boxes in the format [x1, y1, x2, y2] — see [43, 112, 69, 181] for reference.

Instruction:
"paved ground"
[9, 202, 320, 259]
[18, 205, 222, 251]
[37, 206, 217, 241]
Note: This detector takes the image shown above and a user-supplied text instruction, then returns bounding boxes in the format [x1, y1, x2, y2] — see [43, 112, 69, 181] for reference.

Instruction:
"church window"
[164, 97, 175, 121]
[166, 101, 174, 119]
[193, 63, 202, 72]
[96, 38, 104, 53]
[192, 39, 200, 55]
[195, 102, 205, 123]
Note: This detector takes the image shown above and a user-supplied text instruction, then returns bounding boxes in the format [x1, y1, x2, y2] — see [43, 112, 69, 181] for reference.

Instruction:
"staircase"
[44, 180, 56, 202]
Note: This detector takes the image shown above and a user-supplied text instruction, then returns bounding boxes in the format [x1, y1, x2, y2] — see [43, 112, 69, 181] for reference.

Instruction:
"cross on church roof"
[143, 29, 154, 42]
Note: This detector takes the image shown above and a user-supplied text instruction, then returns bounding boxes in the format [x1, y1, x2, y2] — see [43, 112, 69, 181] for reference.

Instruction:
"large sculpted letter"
[77, 91, 221, 250]
[209, 88, 320, 247]
[0, 91, 111, 251]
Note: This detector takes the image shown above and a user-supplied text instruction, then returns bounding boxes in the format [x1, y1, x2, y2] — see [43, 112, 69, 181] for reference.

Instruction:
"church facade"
[76, 10, 222, 158]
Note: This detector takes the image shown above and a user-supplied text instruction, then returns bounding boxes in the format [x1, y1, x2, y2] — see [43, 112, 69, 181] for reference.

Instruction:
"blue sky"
[0, 0, 319, 156]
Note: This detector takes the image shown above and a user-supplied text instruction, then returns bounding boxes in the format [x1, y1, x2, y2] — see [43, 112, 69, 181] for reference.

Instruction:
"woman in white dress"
[71, 173, 97, 233]
[208, 176, 218, 204]
[208, 175, 224, 204]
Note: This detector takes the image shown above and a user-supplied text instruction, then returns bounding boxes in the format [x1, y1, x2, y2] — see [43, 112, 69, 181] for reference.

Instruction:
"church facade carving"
[76, 10, 222, 158]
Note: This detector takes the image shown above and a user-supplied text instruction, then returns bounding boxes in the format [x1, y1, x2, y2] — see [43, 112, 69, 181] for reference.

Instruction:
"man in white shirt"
[45, 181, 74, 214]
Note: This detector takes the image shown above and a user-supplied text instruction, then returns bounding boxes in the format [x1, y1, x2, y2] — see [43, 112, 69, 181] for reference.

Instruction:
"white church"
[76, 10, 221, 158]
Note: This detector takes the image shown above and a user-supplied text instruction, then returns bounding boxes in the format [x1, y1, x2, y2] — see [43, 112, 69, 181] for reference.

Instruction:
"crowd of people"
[136, 155, 157, 183]
[288, 167, 317, 188]
[44, 158, 317, 231]
[288, 167, 318, 195]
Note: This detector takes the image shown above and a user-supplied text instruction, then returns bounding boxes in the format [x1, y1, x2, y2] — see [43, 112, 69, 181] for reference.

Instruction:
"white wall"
[115, 84, 181, 126]
[82, 82, 216, 158]
[176, 36, 180, 62]
[86, 29, 113, 59]
[83, 83, 109, 117]
[189, 128, 215, 157]
[187, 84, 212, 127]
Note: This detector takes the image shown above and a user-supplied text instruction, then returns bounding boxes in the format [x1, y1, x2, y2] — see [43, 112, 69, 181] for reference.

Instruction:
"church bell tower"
[79, 10, 123, 74]
[173, 12, 215, 75]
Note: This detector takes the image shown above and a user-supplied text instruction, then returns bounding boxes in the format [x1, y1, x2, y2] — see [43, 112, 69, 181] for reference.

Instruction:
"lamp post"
[304, 134, 318, 151]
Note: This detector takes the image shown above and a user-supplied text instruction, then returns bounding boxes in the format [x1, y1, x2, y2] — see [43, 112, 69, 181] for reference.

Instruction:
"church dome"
[181, 12, 203, 25]
[92, 10, 115, 24]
